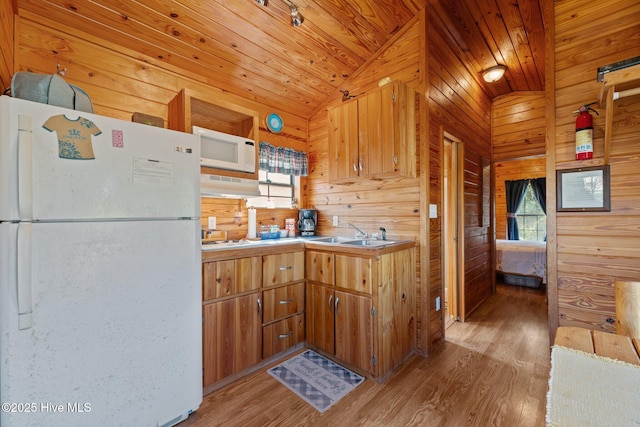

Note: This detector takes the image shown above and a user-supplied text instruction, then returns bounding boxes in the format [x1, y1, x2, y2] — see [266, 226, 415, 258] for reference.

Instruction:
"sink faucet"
[379, 227, 387, 240]
[345, 223, 368, 239]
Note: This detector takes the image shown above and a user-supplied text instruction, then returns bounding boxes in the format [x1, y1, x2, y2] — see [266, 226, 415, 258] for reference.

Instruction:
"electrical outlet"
[332, 215, 339, 226]
[208, 216, 216, 229]
[435, 296, 441, 311]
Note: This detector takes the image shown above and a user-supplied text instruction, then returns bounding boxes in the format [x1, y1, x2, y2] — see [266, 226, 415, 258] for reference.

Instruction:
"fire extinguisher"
[575, 103, 598, 160]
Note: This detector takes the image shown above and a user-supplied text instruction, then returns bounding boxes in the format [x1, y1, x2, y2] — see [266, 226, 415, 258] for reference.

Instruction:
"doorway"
[443, 133, 464, 328]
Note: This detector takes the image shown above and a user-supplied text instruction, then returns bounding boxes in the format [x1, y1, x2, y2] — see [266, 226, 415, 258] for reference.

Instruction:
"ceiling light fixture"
[482, 65, 507, 83]
[284, 0, 304, 27]
[254, 0, 268, 5]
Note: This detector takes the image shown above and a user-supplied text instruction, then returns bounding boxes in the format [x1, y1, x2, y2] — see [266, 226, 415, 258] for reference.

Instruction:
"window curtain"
[530, 177, 547, 214]
[259, 142, 308, 176]
[530, 177, 547, 241]
[505, 179, 529, 240]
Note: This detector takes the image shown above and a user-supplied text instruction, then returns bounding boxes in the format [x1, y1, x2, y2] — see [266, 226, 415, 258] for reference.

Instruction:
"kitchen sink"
[340, 239, 396, 247]
[310, 236, 351, 243]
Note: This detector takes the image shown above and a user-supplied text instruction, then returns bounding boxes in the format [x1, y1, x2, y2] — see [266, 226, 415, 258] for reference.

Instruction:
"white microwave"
[192, 126, 256, 173]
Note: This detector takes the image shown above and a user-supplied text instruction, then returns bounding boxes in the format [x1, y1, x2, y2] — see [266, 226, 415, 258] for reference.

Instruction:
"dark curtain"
[530, 177, 547, 214]
[505, 179, 529, 240]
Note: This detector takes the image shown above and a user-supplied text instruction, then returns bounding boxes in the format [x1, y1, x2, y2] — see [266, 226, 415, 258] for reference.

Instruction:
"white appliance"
[192, 125, 256, 173]
[200, 173, 261, 198]
[0, 96, 202, 427]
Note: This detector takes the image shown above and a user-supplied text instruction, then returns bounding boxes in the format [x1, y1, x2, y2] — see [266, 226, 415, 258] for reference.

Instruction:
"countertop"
[201, 236, 416, 262]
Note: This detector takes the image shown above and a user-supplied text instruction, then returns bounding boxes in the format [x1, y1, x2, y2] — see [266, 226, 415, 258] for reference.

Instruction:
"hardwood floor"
[181, 283, 550, 427]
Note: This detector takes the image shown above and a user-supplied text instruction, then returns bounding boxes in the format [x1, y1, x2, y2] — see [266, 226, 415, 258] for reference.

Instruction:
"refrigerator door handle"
[17, 223, 33, 329]
[18, 114, 33, 220]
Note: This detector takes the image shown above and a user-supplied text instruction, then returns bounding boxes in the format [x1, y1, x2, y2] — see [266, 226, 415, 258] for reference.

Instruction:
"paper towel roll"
[248, 208, 257, 239]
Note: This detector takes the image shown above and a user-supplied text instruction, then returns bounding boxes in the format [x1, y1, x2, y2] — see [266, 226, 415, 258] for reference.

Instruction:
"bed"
[496, 239, 546, 288]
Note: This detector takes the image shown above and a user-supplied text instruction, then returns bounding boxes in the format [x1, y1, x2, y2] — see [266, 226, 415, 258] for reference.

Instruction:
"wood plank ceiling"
[16, 0, 545, 118]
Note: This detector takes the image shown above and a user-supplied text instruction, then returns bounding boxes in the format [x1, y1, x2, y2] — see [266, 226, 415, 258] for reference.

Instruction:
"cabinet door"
[305, 283, 335, 355]
[262, 282, 304, 323]
[335, 290, 374, 375]
[360, 83, 397, 177]
[306, 250, 334, 285]
[263, 251, 304, 287]
[328, 100, 359, 181]
[335, 255, 372, 294]
[202, 257, 261, 300]
[202, 293, 262, 386]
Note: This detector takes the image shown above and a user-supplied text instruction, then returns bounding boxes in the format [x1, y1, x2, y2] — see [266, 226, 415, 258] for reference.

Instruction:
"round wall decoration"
[266, 112, 283, 133]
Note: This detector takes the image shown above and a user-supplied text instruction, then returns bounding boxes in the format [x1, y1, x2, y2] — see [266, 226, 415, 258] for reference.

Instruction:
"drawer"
[263, 314, 304, 359]
[262, 282, 304, 323]
[263, 251, 304, 287]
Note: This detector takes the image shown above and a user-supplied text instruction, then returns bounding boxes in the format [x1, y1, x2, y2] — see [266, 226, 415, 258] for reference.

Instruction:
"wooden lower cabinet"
[305, 282, 335, 354]
[305, 283, 375, 376]
[334, 290, 374, 374]
[202, 292, 262, 386]
[305, 247, 416, 381]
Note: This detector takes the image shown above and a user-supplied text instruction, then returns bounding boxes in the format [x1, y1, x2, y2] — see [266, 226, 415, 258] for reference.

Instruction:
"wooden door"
[202, 292, 262, 386]
[305, 283, 335, 354]
[335, 290, 374, 375]
[328, 100, 359, 181]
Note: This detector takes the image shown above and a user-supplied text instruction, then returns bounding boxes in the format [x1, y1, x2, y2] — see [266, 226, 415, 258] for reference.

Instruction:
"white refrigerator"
[0, 96, 202, 427]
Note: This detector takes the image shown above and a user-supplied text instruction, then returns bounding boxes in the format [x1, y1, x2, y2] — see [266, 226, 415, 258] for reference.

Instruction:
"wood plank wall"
[551, 0, 640, 334]
[492, 92, 546, 240]
[427, 4, 493, 328]
[0, 0, 14, 91]
[12, 10, 308, 234]
[492, 92, 546, 161]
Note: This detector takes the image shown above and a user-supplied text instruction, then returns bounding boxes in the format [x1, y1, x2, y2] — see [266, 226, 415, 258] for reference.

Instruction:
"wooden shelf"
[597, 62, 640, 164]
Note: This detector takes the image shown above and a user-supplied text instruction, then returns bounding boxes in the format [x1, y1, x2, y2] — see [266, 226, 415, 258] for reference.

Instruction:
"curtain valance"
[259, 142, 308, 176]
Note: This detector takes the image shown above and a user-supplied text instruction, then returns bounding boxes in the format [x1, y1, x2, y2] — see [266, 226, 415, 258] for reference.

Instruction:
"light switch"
[429, 204, 438, 218]
[208, 216, 216, 229]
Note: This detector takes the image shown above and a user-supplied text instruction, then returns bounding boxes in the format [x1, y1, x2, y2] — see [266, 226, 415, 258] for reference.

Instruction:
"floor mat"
[267, 349, 364, 413]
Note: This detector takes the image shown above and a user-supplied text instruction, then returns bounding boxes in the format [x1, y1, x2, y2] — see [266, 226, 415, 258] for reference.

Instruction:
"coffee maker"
[297, 209, 317, 236]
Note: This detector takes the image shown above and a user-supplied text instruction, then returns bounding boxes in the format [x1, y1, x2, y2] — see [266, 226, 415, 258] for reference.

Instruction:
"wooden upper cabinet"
[168, 88, 260, 179]
[328, 81, 416, 183]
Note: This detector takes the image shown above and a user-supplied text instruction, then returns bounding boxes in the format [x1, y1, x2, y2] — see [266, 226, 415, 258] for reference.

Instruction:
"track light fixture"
[287, 1, 304, 27]
[254, 0, 304, 27]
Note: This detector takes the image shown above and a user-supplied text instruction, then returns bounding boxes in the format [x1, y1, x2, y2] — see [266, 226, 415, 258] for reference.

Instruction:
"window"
[516, 183, 546, 241]
[245, 169, 297, 208]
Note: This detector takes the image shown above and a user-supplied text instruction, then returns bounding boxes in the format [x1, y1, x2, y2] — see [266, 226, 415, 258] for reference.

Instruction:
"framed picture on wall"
[556, 165, 610, 212]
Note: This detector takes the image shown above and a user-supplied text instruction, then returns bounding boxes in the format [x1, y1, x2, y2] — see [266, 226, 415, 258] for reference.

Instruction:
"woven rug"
[267, 349, 364, 413]
[546, 345, 640, 427]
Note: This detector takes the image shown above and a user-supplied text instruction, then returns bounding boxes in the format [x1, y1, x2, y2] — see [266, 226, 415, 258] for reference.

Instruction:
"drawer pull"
[279, 299, 293, 305]
[279, 266, 293, 271]
[278, 332, 293, 339]
[257, 298, 262, 315]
